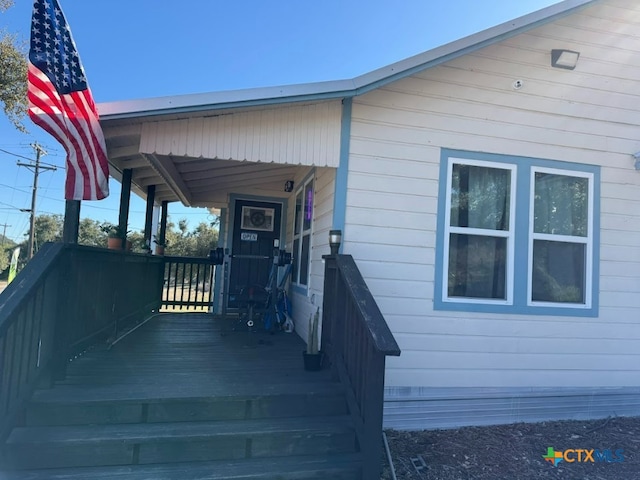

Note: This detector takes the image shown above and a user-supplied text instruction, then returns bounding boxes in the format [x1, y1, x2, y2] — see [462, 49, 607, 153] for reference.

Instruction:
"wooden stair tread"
[30, 380, 342, 404]
[0, 453, 362, 479]
[4, 315, 362, 476]
[7, 415, 354, 445]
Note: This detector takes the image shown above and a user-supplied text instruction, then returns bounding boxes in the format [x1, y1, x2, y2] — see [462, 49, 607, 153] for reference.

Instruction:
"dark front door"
[227, 199, 282, 309]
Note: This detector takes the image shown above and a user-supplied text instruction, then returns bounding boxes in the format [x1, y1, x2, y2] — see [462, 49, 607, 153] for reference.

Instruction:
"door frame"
[222, 193, 288, 313]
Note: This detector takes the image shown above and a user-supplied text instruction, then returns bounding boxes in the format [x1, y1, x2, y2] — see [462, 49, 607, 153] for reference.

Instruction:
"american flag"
[28, 0, 109, 201]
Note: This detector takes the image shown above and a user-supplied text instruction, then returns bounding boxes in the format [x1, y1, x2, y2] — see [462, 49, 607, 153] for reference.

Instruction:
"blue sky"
[0, 0, 559, 243]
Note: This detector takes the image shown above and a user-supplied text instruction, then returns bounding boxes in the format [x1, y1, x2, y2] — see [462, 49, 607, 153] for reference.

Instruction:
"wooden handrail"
[0, 243, 163, 441]
[321, 253, 400, 480]
[0, 242, 62, 336]
[333, 255, 401, 356]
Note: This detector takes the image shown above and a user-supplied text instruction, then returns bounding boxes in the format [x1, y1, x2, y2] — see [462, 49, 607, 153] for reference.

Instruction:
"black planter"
[302, 351, 324, 371]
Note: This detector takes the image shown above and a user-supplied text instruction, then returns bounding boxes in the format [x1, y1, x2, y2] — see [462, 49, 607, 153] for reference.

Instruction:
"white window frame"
[435, 150, 600, 317]
[527, 167, 594, 309]
[292, 176, 314, 287]
[442, 158, 517, 305]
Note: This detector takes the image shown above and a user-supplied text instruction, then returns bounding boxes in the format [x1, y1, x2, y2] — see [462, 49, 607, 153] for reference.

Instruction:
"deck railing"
[321, 254, 401, 480]
[0, 243, 163, 439]
[161, 255, 216, 311]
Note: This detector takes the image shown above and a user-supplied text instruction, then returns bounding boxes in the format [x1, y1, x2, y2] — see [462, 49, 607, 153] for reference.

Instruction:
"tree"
[0, 235, 15, 276]
[0, 249, 9, 274]
[165, 219, 218, 257]
[16, 214, 220, 262]
[190, 221, 219, 257]
[127, 230, 146, 252]
[0, 0, 28, 131]
[78, 218, 108, 247]
[15, 214, 62, 265]
[32, 214, 63, 246]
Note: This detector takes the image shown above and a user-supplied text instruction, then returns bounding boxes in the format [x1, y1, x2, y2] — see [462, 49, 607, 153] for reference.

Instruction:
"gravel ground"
[381, 416, 640, 480]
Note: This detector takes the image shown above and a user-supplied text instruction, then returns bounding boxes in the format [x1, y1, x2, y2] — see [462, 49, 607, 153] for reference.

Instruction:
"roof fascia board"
[99, 80, 356, 121]
[98, 0, 597, 121]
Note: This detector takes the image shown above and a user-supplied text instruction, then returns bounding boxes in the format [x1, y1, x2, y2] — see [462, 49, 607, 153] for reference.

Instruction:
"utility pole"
[0, 223, 11, 247]
[17, 143, 56, 259]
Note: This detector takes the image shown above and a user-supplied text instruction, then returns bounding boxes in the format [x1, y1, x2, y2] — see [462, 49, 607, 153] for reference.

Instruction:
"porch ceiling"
[103, 125, 304, 209]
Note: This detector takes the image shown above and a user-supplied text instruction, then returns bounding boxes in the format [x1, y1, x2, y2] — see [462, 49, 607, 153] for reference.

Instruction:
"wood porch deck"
[1, 313, 361, 479]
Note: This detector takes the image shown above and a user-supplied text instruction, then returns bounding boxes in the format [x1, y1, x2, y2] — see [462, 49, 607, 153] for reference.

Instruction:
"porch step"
[0, 453, 362, 479]
[5, 416, 357, 470]
[26, 382, 347, 426]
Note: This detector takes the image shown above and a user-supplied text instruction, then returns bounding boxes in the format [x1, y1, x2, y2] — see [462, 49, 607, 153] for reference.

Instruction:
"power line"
[0, 183, 81, 206]
[0, 147, 65, 170]
[0, 200, 21, 210]
[0, 143, 61, 152]
[0, 147, 35, 162]
[0, 183, 31, 195]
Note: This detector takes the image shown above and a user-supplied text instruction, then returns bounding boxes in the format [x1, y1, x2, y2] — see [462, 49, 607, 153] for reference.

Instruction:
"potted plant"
[153, 234, 167, 255]
[101, 224, 128, 250]
[303, 308, 323, 371]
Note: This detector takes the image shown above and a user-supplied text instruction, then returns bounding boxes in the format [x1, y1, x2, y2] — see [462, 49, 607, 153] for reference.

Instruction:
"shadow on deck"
[1, 313, 361, 479]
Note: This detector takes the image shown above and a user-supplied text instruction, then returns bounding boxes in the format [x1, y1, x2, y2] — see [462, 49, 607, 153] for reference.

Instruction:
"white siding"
[139, 102, 342, 167]
[384, 387, 640, 431]
[346, 0, 640, 389]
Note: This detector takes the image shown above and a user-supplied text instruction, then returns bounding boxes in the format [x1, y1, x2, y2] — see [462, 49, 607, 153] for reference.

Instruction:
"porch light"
[551, 49, 580, 70]
[329, 229, 342, 255]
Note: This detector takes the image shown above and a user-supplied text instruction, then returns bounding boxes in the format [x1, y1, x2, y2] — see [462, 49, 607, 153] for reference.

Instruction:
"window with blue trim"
[435, 150, 599, 317]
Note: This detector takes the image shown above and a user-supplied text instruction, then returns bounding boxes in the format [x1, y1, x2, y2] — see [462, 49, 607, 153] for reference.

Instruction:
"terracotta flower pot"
[107, 237, 123, 250]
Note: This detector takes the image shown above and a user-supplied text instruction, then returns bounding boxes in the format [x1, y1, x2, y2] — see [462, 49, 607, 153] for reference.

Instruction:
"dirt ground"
[381, 416, 640, 480]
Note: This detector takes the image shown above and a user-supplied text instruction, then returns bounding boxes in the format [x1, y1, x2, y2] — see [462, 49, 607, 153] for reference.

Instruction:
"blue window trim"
[435, 149, 600, 317]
